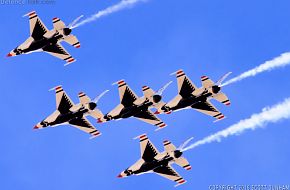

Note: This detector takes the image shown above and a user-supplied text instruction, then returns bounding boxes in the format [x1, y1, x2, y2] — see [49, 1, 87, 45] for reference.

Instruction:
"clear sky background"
[0, 0, 290, 189]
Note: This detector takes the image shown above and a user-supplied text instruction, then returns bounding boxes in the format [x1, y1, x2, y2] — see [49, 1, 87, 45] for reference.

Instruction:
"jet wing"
[175, 69, 198, 97]
[134, 110, 167, 130]
[26, 11, 48, 40]
[138, 134, 160, 162]
[153, 165, 186, 187]
[54, 86, 74, 114]
[191, 100, 225, 121]
[69, 117, 101, 138]
[42, 43, 75, 65]
[115, 80, 138, 107]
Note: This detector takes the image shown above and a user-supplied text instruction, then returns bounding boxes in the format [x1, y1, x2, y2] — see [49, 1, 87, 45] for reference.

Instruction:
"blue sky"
[1, 0, 290, 189]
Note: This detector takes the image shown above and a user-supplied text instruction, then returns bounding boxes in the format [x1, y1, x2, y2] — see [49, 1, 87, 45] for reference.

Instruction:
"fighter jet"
[156, 69, 231, 122]
[34, 86, 108, 138]
[7, 11, 82, 65]
[117, 134, 192, 187]
[99, 80, 171, 130]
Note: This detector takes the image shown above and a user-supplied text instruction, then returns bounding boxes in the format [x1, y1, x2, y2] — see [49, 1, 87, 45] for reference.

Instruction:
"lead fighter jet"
[118, 134, 192, 187]
[7, 11, 81, 65]
[34, 86, 108, 138]
[156, 69, 231, 122]
[99, 80, 170, 130]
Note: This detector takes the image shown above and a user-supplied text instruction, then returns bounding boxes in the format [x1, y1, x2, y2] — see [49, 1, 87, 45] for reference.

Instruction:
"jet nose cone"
[6, 53, 12, 57]
[117, 174, 123, 178]
[33, 125, 39, 130]
[154, 111, 160, 114]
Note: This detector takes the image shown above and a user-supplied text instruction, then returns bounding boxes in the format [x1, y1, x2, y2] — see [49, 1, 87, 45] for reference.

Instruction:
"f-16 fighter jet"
[34, 86, 108, 138]
[99, 80, 171, 130]
[117, 134, 192, 187]
[7, 11, 82, 65]
[156, 69, 231, 122]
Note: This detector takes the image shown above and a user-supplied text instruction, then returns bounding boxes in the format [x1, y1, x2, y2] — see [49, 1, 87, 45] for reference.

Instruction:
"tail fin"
[201, 76, 215, 89]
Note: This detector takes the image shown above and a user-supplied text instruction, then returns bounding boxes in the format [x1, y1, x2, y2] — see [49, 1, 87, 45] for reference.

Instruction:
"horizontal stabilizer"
[78, 92, 91, 104]
[52, 17, 66, 30]
[201, 75, 214, 89]
[163, 140, 176, 152]
[213, 92, 231, 106]
[142, 86, 154, 99]
[175, 157, 191, 170]
[64, 34, 80, 48]
[90, 109, 104, 120]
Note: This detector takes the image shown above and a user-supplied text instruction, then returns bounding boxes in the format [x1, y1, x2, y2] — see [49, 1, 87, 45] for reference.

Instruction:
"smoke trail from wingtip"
[182, 97, 290, 152]
[222, 52, 290, 87]
[71, 0, 147, 29]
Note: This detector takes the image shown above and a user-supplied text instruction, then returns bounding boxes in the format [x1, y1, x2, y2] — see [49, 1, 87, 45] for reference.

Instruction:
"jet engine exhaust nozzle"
[174, 150, 183, 158]
[212, 85, 221, 94]
[153, 95, 162, 103]
[63, 28, 72, 36]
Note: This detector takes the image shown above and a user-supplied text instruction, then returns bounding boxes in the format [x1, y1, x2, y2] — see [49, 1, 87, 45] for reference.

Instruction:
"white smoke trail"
[71, 0, 147, 29]
[222, 52, 290, 87]
[182, 97, 290, 152]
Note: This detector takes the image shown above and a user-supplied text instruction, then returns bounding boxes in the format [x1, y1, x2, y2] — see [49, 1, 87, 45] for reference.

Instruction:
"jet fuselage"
[136, 155, 175, 175]
[12, 29, 71, 56]
[163, 86, 221, 112]
[107, 101, 153, 120]
[41, 107, 89, 127]
[123, 150, 182, 176]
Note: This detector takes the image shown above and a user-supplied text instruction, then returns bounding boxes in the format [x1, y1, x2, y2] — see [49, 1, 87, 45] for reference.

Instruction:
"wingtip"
[154, 111, 160, 114]
[174, 179, 187, 187]
[89, 133, 101, 139]
[163, 139, 170, 143]
[97, 118, 103, 123]
[23, 10, 36, 17]
[112, 79, 125, 86]
[49, 85, 62, 91]
[213, 115, 226, 123]
[133, 133, 147, 140]
[170, 69, 183, 76]
[186, 166, 192, 170]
